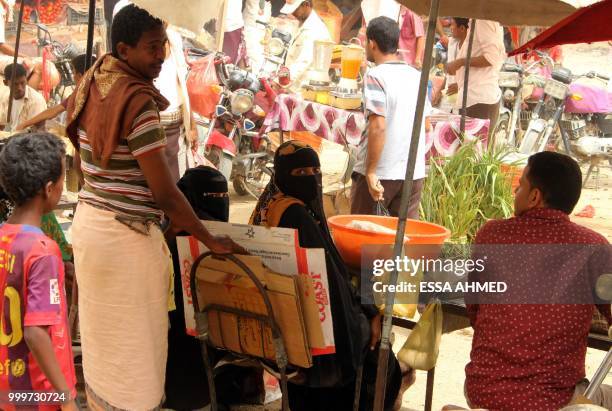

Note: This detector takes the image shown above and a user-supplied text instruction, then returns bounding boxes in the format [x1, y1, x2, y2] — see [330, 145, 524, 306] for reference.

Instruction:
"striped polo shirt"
[78, 100, 167, 221]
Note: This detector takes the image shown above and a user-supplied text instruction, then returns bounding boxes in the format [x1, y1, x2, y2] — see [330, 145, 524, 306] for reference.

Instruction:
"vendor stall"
[263, 92, 490, 158]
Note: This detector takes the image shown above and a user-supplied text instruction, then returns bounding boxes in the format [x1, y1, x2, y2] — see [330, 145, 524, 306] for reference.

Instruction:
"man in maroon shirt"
[465, 151, 611, 411]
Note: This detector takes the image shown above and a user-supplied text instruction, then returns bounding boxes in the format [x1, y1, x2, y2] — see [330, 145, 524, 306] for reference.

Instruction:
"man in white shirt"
[0, 63, 47, 131]
[351, 16, 429, 218]
[447, 19, 506, 132]
[223, 0, 247, 65]
[243, 0, 271, 74]
[281, 0, 331, 92]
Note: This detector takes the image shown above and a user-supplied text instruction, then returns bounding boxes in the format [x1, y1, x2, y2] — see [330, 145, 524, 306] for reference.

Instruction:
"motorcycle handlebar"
[587, 71, 610, 81]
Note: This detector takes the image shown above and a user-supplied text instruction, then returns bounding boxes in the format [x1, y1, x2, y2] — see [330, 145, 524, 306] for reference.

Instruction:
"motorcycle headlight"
[230, 89, 254, 115]
[498, 72, 520, 88]
[268, 38, 285, 57]
[503, 89, 516, 101]
[544, 79, 569, 100]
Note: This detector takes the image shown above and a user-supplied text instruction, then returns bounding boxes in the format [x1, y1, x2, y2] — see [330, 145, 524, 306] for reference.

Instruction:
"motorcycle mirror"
[244, 119, 256, 131]
[595, 274, 612, 301]
[215, 105, 228, 117]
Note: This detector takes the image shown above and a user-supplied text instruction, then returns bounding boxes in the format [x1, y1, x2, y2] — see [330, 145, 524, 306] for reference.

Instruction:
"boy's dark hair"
[526, 151, 582, 214]
[4, 63, 27, 80]
[111, 4, 164, 57]
[366, 16, 400, 54]
[0, 133, 65, 206]
[452, 17, 470, 29]
[71, 54, 97, 75]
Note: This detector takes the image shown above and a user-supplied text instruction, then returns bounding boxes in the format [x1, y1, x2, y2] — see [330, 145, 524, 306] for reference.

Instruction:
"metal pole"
[460, 19, 477, 134]
[6, 1, 26, 126]
[85, 0, 96, 70]
[372, 0, 440, 409]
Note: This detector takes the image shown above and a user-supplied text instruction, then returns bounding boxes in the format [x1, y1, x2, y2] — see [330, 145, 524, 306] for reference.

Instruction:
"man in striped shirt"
[66, 5, 243, 408]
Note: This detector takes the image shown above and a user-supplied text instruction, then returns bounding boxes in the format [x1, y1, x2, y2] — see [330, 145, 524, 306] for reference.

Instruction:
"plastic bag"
[398, 300, 443, 371]
[374, 200, 390, 216]
[187, 54, 220, 119]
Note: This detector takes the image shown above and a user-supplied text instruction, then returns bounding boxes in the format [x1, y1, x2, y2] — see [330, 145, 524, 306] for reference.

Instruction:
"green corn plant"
[419, 142, 515, 244]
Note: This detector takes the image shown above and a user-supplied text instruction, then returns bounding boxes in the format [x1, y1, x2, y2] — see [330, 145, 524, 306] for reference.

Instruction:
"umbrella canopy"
[396, 0, 579, 26]
[509, 0, 611, 55]
[131, 0, 224, 34]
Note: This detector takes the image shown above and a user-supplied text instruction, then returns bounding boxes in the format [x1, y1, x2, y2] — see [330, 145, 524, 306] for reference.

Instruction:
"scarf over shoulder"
[66, 54, 169, 167]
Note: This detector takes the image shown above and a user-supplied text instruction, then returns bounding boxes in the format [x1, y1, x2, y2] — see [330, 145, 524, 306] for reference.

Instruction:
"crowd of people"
[0, 1, 610, 411]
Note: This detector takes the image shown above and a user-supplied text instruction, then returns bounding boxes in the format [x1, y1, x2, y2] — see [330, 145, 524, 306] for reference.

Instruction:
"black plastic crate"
[67, 6, 103, 26]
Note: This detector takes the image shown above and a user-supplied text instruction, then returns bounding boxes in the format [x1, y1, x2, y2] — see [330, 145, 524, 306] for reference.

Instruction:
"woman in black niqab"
[250, 141, 401, 411]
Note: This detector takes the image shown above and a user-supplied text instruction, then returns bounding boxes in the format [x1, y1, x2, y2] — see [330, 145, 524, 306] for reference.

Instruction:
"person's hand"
[446, 83, 458, 95]
[369, 313, 382, 350]
[414, 59, 422, 70]
[14, 123, 26, 131]
[188, 127, 199, 145]
[205, 235, 247, 255]
[366, 173, 384, 202]
[60, 399, 79, 411]
[439, 35, 449, 49]
[446, 58, 464, 75]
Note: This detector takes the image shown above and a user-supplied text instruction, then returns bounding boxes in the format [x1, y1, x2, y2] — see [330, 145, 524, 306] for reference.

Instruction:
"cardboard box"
[177, 221, 336, 356]
[196, 254, 313, 368]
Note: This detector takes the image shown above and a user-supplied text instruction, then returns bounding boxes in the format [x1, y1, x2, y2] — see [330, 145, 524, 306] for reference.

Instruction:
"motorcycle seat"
[552, 67, 573, 84]
[501, 63, 524, 74]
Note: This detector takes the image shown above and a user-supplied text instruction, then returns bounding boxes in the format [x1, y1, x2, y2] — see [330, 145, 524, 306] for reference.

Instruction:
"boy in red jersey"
[0, 133, 77, 410]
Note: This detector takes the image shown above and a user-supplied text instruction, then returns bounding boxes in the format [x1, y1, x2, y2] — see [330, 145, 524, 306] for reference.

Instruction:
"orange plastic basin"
[327, 215, 451, 268]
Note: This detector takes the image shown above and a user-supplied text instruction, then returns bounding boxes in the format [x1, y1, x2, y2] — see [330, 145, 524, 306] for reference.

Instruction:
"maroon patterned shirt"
[465, 208, 611, 411]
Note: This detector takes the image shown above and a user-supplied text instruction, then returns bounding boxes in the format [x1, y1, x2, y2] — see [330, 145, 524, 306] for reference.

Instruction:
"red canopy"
[509, 0, 612, 56]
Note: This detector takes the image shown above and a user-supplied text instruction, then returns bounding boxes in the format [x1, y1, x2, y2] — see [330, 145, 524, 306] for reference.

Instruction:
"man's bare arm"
[365, 114, 386, 201]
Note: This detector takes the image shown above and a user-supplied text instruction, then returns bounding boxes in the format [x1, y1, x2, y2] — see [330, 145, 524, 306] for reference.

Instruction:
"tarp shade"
[131, 0, 225, 34]
[395, 0, 579, 26]
[510, 0, 611, 55]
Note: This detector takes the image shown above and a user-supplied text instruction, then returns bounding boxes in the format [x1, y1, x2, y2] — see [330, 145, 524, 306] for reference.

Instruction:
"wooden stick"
[6, 0, 26, 127]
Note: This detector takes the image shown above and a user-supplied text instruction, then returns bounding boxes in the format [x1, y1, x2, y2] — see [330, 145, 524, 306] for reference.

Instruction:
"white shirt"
[285, 11, 332, 92]
[225, 0, 245, 32]
[361, 0, 400, 25]
[354, 62, 430, 181]
[0, 85, 47, 130]
[243, 0, 271, 27]
[455, 20, 506, 108]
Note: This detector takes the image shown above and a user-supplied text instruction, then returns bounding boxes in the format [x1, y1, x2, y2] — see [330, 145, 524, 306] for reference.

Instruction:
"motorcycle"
[494, 57, 551, 149]
[256, 20, 292, 78]
[204, 54, 274, 198]
[561, 71, 612, 139]
[32, 23, 81, 106]
[516, 64, 576, 156]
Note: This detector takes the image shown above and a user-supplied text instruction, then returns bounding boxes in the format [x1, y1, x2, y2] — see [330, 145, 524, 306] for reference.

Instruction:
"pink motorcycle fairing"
[565, 82, 612, 114]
